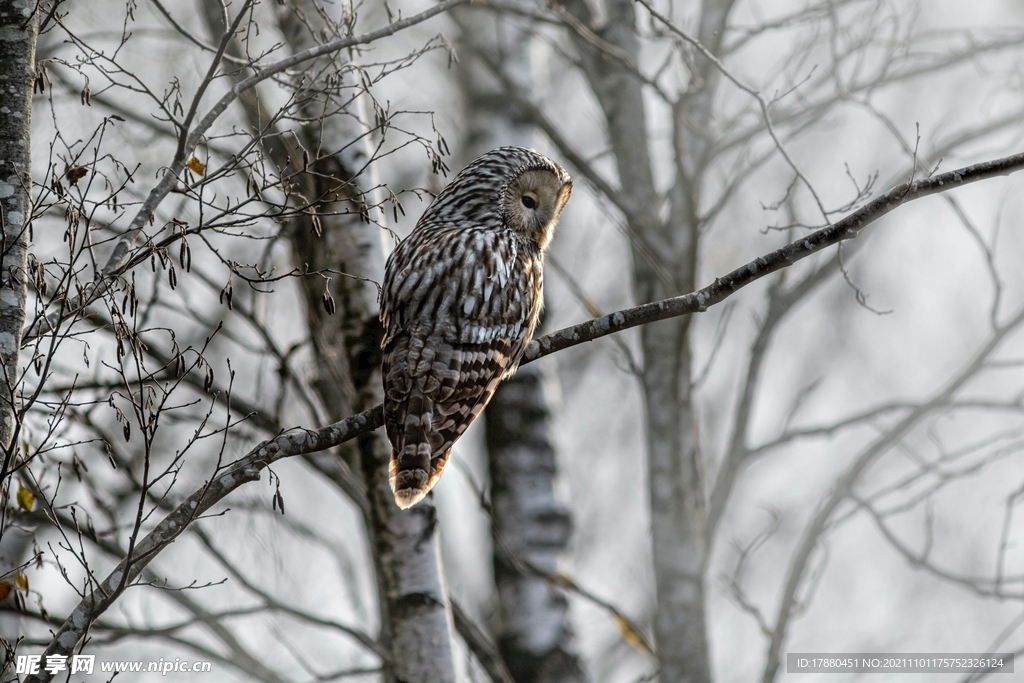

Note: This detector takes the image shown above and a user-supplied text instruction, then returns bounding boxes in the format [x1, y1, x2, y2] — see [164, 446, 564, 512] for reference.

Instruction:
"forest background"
[2, 0, 1024, 682]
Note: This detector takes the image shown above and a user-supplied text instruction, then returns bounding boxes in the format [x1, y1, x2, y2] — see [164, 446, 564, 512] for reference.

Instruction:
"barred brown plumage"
[380, 147, 573, 509]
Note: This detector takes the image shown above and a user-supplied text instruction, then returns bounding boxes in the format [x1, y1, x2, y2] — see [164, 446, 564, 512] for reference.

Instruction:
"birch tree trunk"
[201, 2, 458, 680]
[484, 371, 583, 683]
[0, 0, 38, 672]
[0, 0, 36, 463]
[455, 8, 586, 682]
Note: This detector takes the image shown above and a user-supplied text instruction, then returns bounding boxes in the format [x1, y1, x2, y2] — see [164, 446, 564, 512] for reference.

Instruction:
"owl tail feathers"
[389, 445, 452, 509]
[393, 486, 427, 510]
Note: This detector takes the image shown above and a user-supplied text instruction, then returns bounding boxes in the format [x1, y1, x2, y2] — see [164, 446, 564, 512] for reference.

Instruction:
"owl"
[380, 147, 573, 509]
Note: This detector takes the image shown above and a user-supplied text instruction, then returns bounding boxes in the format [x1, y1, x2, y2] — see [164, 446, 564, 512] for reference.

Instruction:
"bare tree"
[195, 3, 459, 680]
[2, 1, 466, 681]
[457, 0, 1024, 681]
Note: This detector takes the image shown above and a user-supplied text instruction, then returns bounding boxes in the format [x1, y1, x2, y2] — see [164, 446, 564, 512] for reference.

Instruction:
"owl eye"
[521, 193, 538, 210]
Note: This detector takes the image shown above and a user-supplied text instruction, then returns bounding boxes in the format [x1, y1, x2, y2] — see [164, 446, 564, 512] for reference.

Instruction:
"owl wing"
[381, 228, 539, 509]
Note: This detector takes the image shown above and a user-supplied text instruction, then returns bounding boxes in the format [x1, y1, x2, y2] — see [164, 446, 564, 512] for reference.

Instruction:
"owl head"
[425, 147, 573, 250]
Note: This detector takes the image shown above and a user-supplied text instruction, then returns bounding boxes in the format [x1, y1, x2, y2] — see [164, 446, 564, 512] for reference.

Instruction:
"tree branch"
[525, 150, 1024, 361]
[450, 598, 516, 683]
[760, 304, 1024, 683]
[21, 0, 471, 345]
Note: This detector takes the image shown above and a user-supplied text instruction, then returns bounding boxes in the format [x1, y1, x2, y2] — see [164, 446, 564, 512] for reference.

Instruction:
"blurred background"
[3, 0, 1024, 681]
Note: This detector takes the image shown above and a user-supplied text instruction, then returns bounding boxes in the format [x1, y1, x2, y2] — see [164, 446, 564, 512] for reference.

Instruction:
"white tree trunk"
[485, 368, 583, 683]
[0, 0, 35, 454]
[0, 0, 37, 673]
